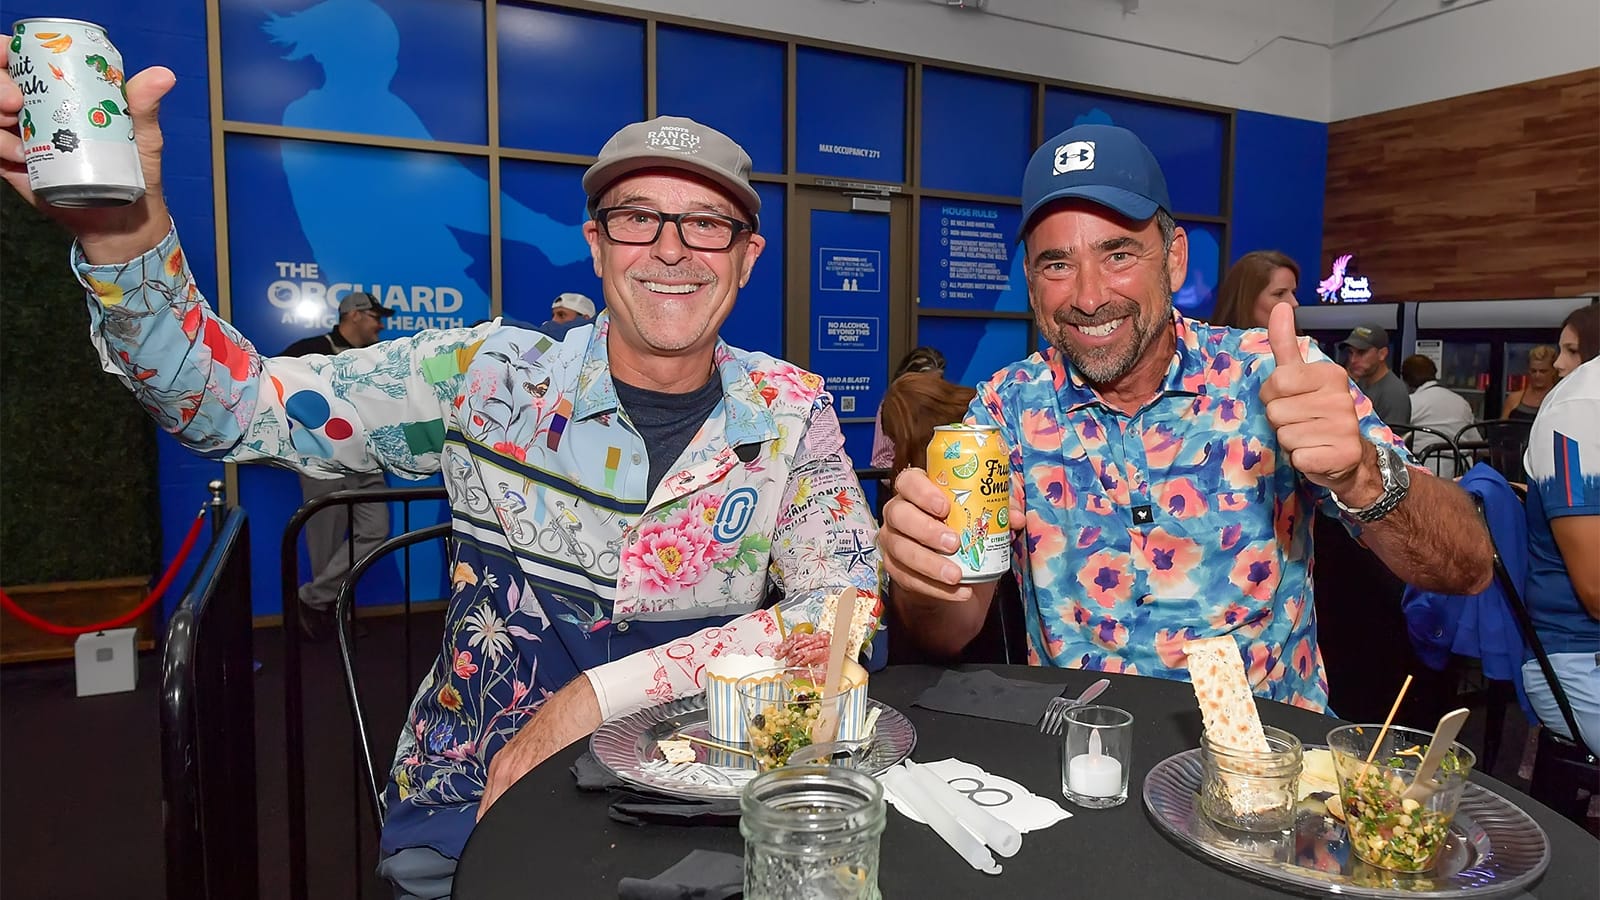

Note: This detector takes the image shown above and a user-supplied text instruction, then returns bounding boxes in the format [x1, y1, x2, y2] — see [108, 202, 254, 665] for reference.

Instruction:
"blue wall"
[11, 0, 1328, 616]
[4, 0, 219, 617]
[1230, 110, 1329, 306]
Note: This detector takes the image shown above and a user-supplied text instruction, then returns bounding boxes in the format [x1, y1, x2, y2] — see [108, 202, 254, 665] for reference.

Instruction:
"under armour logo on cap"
[1053, 141, 1096, 175]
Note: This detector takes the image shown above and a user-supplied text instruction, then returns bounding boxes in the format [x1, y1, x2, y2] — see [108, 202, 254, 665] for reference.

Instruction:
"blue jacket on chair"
[1402, 464, 1530, 698]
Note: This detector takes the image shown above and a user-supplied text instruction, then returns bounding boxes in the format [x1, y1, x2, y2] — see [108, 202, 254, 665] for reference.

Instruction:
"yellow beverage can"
[926, 424, 1010, 583]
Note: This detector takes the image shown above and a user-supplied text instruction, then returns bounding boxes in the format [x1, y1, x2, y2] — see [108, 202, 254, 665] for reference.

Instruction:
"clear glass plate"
[590, 694, 916, 800]
[1143, 747, 1551, 898]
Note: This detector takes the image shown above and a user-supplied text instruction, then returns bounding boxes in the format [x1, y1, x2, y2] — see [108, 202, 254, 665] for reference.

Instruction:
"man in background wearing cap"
[1341, 323, 1411, 428]
[880, 124, 1491, 711]
[278, 290, 396, 641]
[548, 290, 596, 326]
[1, 60, 881, 894]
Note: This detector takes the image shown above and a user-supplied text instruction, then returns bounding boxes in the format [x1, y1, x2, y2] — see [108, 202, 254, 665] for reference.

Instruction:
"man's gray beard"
[1044, 292, 1173, 386]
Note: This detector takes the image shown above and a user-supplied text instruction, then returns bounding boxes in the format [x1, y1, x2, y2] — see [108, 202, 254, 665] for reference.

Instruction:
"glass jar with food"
[737, 667, 854, 770]
[1199, 725, 1304, 832]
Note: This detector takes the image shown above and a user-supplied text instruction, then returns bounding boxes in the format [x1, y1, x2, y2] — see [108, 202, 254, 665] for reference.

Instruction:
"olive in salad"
[747, 691, 822, 769]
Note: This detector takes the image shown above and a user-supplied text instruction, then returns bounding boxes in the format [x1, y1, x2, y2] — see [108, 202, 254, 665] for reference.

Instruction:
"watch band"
[1332, 441, 1409, 523]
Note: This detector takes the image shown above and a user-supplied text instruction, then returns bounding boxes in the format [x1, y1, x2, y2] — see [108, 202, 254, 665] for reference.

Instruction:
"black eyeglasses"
[596, 206, 753, 251]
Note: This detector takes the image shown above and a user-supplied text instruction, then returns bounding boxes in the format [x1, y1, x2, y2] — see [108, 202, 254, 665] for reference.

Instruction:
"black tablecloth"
[455, 665, 1597, 899]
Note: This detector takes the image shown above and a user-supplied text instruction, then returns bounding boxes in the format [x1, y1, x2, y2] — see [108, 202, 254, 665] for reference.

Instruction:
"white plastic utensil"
[811, 587, 858, 744]
[1402, 707, 1470, 801]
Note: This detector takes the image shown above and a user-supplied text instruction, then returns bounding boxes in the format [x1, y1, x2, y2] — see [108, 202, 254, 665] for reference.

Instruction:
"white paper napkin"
[881, 758, 1071, 833]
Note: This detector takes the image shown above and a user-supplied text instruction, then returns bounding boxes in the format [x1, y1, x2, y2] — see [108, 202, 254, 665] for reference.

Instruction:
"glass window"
[657, 27, 785, 174]
[920, 68, 1032, 197]
[498, 5, 645, 155]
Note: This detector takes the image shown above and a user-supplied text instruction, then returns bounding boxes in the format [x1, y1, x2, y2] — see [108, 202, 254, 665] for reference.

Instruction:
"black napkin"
[617, 849, 743, 900]
[573, 753, 742, 826]
[912, 668, 1064, 725]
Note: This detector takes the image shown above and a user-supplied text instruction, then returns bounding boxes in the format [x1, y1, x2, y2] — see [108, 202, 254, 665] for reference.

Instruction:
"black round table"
[455, 665, 1597, 898]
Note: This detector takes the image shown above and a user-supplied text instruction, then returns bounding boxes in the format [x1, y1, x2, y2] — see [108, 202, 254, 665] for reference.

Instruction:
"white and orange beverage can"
[8, 18, 145, 207]
[926, 424, 1010, 583]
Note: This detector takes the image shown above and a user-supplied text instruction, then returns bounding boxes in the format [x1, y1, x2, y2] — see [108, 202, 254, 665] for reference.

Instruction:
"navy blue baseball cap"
[1017, 124, 1171, 240]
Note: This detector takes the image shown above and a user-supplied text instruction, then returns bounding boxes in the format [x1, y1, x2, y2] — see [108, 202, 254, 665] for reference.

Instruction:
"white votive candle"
[1067, 752, 1123, 798]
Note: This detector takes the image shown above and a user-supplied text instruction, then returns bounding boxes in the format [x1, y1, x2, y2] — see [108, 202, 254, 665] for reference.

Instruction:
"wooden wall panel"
[1324, 69, 1599, 301]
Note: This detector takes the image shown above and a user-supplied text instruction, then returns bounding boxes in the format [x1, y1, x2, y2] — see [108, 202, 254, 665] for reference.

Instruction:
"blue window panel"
[1043, 89, 1225, 216]
[224, 135, 490, 355]
[920, 68, 1032, 197]
[720, 183, 786, 359]
[498, 160, 601, 325]
[1231, 111, 1326, 307]
[796, 48, 906, 183]
[221, 0, 487, 145]
[918, 199, 1028, 313]
[917, 317, 1031, 391]
[499, 5, 644, 155]
[1174, 220, 1224, 320]
[657, 27, 785, 174]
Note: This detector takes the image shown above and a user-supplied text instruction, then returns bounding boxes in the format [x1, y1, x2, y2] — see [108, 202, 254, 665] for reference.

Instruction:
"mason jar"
[1199, 725, 1304, 833]
[740, 765, 886, 900]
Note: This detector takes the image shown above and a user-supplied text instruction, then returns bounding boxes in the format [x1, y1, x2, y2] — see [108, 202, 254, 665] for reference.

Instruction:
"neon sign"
[1316, 253, 1373, 304]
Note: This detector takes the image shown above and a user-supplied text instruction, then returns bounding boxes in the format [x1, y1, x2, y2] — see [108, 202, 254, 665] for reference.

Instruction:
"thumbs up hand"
[1259, 303, 1379, 503]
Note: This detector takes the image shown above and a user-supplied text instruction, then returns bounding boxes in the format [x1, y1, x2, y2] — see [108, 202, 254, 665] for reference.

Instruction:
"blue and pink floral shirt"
[74, 229, 882, 861]
[969, 313, 1408, 712]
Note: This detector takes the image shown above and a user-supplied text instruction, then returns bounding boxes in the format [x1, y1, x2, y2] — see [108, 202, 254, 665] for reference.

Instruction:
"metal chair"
[333, 522, 453, 834]
[160, 496, 257, 900]
[1455, 419, 1532, 484]
[1476, 496, 1599, 825]
[1391, 424, 1467, 477]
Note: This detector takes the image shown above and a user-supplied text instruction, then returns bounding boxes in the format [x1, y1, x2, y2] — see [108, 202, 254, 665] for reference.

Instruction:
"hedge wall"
[0, 189, 159, 586]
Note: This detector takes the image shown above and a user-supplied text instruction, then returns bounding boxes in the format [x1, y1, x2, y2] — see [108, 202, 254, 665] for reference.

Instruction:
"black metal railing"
[161, 486, 256, 900]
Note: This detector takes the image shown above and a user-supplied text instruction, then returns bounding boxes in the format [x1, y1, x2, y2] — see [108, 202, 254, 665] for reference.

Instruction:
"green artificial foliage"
[0, 188, 160, 586]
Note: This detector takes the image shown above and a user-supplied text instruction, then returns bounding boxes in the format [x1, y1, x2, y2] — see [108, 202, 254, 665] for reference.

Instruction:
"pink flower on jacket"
[687, 493, 723, 529]
[666, 507, 735, 564]
[1076, 548, 1133, 609]
[623, 520, 715, 594]
[453, 650, 478, 679]
[759, 364, 825, 404]
[492, 441, 527, 463]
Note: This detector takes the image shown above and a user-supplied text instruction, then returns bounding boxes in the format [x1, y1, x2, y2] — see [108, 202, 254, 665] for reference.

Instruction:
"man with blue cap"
[880, 124, 1493, 710]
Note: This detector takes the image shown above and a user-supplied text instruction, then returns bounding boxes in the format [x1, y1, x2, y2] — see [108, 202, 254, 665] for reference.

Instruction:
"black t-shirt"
[279, 328, 352, 358]
[612, 374, 724, 496]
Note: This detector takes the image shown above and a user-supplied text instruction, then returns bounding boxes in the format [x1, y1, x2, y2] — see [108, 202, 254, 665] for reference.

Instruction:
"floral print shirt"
[969, 313, 1408, 713]
[74, 229, 882, 860]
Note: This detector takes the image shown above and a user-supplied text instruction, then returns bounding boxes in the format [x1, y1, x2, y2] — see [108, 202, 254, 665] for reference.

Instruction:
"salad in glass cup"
[1326, 724, 1476, 872]
[736, 666, 861, 770]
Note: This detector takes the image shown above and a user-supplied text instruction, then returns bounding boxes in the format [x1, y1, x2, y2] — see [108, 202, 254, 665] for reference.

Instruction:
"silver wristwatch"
[1332, 440, 1410, 523]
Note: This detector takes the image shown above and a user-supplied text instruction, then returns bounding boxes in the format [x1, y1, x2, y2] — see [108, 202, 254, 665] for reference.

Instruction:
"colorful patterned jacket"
[969, 313, 1410, 713]
[74, 229, 882, 859]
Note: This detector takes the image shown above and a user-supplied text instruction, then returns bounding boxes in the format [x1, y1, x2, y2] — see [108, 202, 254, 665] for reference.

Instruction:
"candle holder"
[1060, 704, 1133, 809]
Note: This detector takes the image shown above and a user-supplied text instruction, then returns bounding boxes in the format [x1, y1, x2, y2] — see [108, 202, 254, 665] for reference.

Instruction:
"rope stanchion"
[1, 506, 210, 637]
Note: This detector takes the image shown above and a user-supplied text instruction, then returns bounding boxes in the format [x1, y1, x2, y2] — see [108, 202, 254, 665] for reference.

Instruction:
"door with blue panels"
[788, 189, 912, 507]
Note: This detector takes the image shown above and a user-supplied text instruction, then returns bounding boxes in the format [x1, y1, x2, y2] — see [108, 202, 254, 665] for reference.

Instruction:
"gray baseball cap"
[582, 116, 761, 231]
[338, 291, 392, 317]
[1339, 324, 1389, 350]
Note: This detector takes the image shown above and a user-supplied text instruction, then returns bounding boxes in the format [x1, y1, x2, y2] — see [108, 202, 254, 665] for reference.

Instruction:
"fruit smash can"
[926, 424, 1010, 583]
[9, 18, 145, 207]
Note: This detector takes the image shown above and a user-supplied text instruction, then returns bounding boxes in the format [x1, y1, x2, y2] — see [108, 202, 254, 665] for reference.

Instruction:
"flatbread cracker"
[1183, 636, 1269, 753]
[658, 739, 695, 765]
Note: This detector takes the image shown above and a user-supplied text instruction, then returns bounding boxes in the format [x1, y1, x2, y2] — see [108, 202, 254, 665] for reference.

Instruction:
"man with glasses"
[0, 60, 881, 898]
[280, 290, 395, 641]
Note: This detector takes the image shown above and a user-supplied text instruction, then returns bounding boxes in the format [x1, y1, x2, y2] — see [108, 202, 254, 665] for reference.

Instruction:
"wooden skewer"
[1358, 674, 1414, 783]
[677, 733, 753, 758]
[772, 605, 788, 642]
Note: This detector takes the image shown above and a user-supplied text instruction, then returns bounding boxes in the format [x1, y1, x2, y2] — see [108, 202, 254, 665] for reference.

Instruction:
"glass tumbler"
[740, 765, 885, 900]
[1060, 704, 1133, 808]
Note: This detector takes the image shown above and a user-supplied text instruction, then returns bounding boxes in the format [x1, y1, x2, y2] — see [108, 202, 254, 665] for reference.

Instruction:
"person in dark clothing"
[280, 291, 394, 640]
[1340, 323, 1411, 428]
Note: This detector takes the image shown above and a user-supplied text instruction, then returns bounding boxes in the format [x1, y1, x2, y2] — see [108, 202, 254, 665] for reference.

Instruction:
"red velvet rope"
[0, 508, 210, 637]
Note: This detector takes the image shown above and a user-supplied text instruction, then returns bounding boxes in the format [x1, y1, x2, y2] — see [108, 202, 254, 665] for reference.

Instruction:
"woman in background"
[1210, 250, 1300, 330]
[1503, 345, 1559, 422]
[1521, 303, 1600, 754]
[878, 372, 978, 483]
[871, 347, 947, 469]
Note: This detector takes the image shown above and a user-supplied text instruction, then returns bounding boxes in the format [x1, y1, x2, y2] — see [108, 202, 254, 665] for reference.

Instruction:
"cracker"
[1183, 636, 1269, 753]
